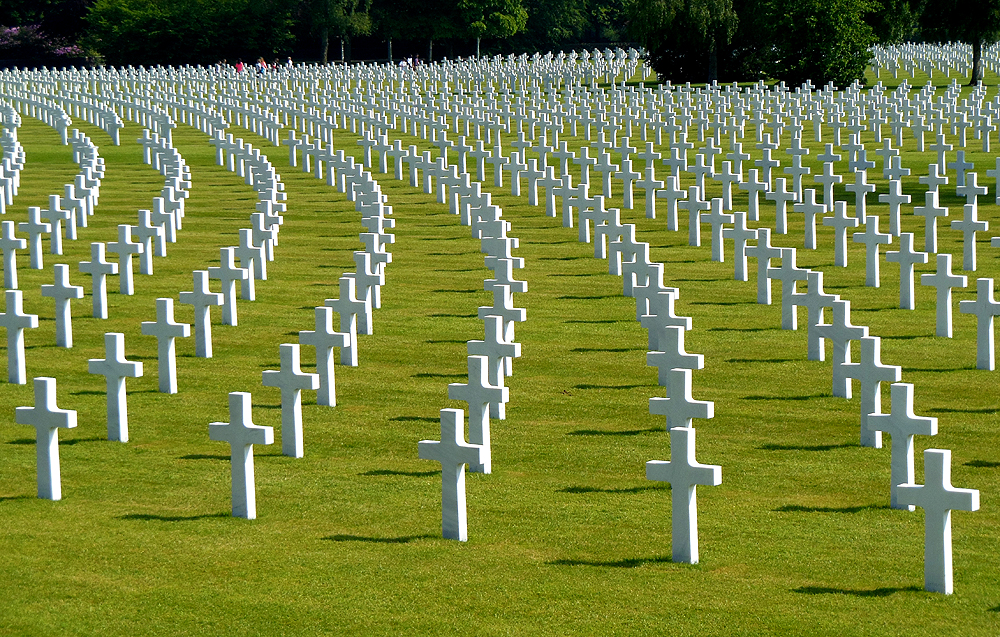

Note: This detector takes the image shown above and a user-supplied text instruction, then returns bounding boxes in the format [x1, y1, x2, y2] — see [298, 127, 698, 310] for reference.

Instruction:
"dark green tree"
[917, 0, 1000, 84]
[459, 0, 527, 57]
[303, 0, 372, 64]
[628, 0, 738, 82]
[84, 0, 294, 66]
[766, 0, 876, 87]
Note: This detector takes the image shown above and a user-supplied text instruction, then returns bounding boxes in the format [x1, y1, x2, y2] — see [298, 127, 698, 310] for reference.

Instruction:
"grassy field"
[0, 66, 998, 635]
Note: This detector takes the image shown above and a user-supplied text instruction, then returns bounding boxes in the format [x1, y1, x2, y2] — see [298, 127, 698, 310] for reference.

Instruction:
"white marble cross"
[134, 209, 165, 274]
[0, 220, 25, 288]
[208, 247, 249, 326]
[40, 264, 84, 347]
[15, 377, 77, 500]
[746, 227, 783, 305]
[868, 382, 937, 509]
[852, 215, 892, 287]
[878, 179, 910, 237]
[722, 211, 756, 281]
[649, 368, 714, 429]
[325, 276, 366, 364]
[950, 203, 988, 271]
[823, 201, 860, 268]
[40, 195, 71, 255]
[298, 306, 350, 407]
[767, 247, 808, 330]
[418, 408, 485, 542]
[646, 426, 722, 564]
[179, 270, 223, 358]
[885, 233, 928, 310]
[842, 336, 902, 448]
[920, 254, 967, 338]
[765, 177, 797, 234]
[959, 277, 1000, 370]
[107, 224, 143, 295]
[793, 188, 826, 250]
[790, 270, 839, 361]
[647, 325, 703, 385]
[79, 242, 118, 319]
[467, 315, 521, 415]
[234, 228, 265, 301]
[88, 332, 143, 442]
[913, 191, 948, 254]
[814, 300, 869, 398]
[0, 289, 38, 384]
[18, 207, 51, 270]
[209, 391, 274, 519]
[448, 355, 507, 474]
[896, 448, 979, 594]
[141, 297, 191, 393]
[262, 343, 319, 458]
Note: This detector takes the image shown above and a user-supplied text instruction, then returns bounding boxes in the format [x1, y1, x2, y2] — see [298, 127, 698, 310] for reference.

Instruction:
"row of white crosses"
[195, 57, 975, 578]
[277, 94, 520, 541]
[1, 62, 984, 588]
[275, 63, 982, 588]
[872, 42, 1000, 82]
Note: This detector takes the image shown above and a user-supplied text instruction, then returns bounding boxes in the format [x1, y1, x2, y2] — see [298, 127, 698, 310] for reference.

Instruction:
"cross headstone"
[0, 220, 25, 288]
[14, 377, 77, 500]
[814, 300, 869, 398]
[649, 368, 714, 429]
[646, 426, 722, 564]
[913, 191, 948, 254]
[767, 247, 809, 330]
[842, 336, 902, 448]
[79, 242, 118, 319]
[18, 207, 51, 270]
[208, 247, 249, 326]
[789, 270, 839, 361]
[0, 289, 38, 384]
[87, 332, 143, 442]
[141, 298, 191, 394]
[852, 215, 892, 287]
[885, 232, 928, 310]
[793, 188, 826, 250]
[448, 355, 507, 474]
[646, 325, 703, 386]
[920, 253, 967, 338]
[107, 224, 143, 295]
[959, 277, 1000, 370]
[179, 271, 223, 358]
[722, 211, 757, 281]
[40, 264, 84, 347]
[418, 408, 486, 542]
[896, 448, 979, 595]
[262, 343, 320, 458]
[209, 391, 274, 519]
[299, 306, 350, 407]
[868, 382, 937, 509]
[746, 227, 783, 305]
[823, 201, 860, 268]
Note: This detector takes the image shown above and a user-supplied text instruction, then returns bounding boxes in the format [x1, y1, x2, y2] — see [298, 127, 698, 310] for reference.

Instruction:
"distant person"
[235, 59, 244, 72]
[286, 57, 293, 68]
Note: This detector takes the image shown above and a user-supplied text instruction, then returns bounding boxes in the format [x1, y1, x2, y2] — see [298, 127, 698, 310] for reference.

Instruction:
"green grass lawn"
[0, 68, 999, 635]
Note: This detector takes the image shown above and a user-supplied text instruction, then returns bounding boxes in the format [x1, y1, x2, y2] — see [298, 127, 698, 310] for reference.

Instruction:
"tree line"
[0, 0, 998, 87]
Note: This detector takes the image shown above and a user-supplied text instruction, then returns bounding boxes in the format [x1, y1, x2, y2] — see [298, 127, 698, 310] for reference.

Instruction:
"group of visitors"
[229, 57, 294, 73]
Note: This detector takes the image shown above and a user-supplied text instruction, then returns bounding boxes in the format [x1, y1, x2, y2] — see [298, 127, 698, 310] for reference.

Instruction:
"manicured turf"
[0, 66, 998, 635]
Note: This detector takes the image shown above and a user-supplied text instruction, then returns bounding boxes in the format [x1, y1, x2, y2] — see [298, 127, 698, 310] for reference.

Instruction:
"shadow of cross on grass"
[119, 512, 230, 522]
[324, 534, 436, 544]
[547, 555, 675, 568]
[794, 585, 922, 597]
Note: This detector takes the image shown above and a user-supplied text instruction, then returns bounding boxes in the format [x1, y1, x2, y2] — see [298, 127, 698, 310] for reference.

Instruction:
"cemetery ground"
[1, 69, 1000, 635]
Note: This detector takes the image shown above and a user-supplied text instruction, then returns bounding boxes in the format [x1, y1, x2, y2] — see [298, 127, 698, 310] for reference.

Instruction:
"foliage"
[628, 0, 739, 82]
[301, 0, 372, 63]
[83, 0, 295, 66]
[766, 0, 877, 87]
[917, 0, 1000, 82]
[865, 0, 919, 44]
[0, 24, 84, 60]
[0, 0, 95, 42]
